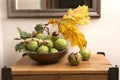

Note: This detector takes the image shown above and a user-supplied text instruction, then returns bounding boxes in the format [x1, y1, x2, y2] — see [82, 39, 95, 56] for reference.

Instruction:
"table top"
[11, 54, 112, 75]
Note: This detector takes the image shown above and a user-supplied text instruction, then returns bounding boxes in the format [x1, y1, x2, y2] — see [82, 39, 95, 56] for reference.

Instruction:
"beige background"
[0, 0, 120, 80]
[16, 0, 40, 9]
[16, 0, 46, 9]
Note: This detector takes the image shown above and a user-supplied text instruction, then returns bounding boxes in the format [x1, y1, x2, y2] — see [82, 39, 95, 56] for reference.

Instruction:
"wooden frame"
[7, 0, 101, 18]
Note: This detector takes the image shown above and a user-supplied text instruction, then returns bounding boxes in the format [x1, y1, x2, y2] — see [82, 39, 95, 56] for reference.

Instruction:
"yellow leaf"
[48, 19, 59, 27]
[48, 5, 90, 49]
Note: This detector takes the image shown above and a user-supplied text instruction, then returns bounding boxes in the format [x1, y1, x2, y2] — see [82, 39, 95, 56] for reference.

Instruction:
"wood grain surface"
[11, 54, 112, 75]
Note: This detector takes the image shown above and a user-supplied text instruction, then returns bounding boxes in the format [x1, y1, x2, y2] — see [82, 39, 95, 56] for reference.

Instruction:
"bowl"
[26, 49, 68, 64]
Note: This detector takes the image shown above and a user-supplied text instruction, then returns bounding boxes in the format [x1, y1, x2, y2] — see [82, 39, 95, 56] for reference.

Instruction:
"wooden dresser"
[2, 54, 119, 80]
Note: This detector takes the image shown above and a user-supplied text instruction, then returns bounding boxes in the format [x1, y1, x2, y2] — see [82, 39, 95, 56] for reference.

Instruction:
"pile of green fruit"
[15, 24, 68, 54]
[68, 48, 91, 66]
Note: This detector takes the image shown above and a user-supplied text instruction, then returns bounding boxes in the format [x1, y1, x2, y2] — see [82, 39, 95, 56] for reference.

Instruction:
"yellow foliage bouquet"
[15, 5, 91, 64]
[47, 5, 90, 49]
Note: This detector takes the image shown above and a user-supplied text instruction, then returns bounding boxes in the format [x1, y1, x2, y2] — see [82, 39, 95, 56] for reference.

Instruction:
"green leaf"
[15, 42, 27, 52]
[15, 42, 36, 53]
[15, 42, 23, 52]
[17, 27, 31, 39]
[34, 24, 44, 33]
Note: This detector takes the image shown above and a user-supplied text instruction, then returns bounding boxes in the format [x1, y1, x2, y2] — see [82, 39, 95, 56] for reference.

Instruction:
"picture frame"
[7, 0, 101, 18]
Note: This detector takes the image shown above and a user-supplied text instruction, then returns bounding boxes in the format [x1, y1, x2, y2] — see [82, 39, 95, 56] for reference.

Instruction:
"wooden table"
[2, 54, 119, 80]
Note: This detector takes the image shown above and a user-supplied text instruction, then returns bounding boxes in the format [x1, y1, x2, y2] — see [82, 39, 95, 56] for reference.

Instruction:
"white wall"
[0, 0, 120, 79]
[0, 0, 3, 79]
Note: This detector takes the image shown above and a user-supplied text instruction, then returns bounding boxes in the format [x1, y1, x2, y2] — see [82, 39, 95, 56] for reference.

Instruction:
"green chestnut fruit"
[68, 52, 82, 66]
[54, 38, 67, 51]
[50, 48, 58, 53]
[37, 45, 49, 54]
[26, 40, 38, 51]
[79, 48, 91, 61]
[36, 33, 45, 40]
[44, 40, 53, 48]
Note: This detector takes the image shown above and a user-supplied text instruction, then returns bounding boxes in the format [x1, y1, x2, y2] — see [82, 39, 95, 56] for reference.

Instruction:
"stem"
[43, 24, 50, 35]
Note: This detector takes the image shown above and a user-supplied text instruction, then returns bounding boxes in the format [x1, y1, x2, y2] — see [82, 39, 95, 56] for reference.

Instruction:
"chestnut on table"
[2, 54, 119, 80]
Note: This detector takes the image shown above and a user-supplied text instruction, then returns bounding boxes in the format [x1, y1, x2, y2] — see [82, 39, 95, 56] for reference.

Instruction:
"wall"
[0, 0, 3, 79]
[0, 0, 120, 79]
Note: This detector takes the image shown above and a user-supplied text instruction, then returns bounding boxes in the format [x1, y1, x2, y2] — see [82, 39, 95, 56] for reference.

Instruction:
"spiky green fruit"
[79, 48, 91, 61]
[26, 41, 38, 51]
[44, 40, 53, 48]
[68, 52, 82, 66]
[50, 48, 58, 53]
[54, 38, 67, 51]
[36, 33, 45, 40]
[37, 45, 49, 54]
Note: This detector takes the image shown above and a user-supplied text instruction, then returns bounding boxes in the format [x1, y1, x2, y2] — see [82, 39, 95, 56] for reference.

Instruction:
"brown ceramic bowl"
[27, 49, 68, 64]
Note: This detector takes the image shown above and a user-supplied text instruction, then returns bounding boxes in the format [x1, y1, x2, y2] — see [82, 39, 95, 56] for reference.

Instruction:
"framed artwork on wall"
[7, 0, 101, 18]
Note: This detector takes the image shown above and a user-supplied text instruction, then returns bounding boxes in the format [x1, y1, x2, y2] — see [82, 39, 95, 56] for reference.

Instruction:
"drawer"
[60, 75, 108, 80]
[12, 75, 58, 80]
[12, 74, 108, 80]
